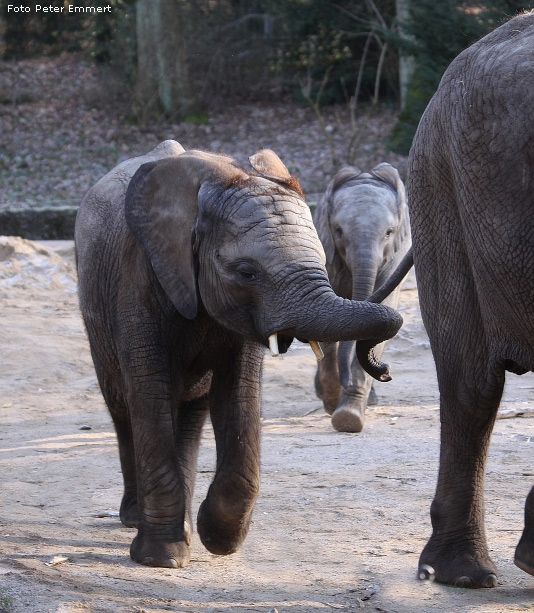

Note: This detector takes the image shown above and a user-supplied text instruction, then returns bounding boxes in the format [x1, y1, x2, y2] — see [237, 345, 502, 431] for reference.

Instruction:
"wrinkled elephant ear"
[125, 151, 244, 320]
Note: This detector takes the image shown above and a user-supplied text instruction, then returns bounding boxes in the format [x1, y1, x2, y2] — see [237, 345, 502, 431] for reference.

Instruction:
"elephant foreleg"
[172, 395, 210, 545]
[197, 343, 263, 555]
[127, 376, 191, 569]
[331, 340, 386, 433]
[315, 341, 340, 415]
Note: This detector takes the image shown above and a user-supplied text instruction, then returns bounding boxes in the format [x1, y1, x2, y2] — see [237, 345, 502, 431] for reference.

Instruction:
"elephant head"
[314, 163, 410, 386]
[124, 148, 404, 356]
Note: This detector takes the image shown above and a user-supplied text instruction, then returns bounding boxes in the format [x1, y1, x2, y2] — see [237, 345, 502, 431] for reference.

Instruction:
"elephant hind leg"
[95, 369, 139, 528]
[114, 414, 139, 529]
[515, 487, 534, 575]
[418, 346, 505, 588]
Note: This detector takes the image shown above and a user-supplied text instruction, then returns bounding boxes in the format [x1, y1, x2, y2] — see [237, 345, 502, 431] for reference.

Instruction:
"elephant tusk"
[309, 341, 324, 361]
[268, 333, 279, 357]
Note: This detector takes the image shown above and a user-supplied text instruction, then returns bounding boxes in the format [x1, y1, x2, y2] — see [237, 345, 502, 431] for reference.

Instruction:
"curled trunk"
[266, 273, 403, 346]
[356, 249, 414, 381]
[291, 289, 402, 344]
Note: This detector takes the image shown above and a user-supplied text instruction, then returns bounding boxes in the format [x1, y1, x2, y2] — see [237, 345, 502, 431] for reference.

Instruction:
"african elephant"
[405, 12, 534, 588]
[75, 140, 403, 568]
[313, 164, 411, 432]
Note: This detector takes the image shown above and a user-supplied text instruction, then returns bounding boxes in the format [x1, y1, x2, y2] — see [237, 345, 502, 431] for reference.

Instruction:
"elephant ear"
[249, 148, 292, 180]
[370, 163, 406, 212]
[370, 162, 410, 252]
[315, 166, 362, 265]
[125, 152, 243, 319]
[330, 165, 362, 194]
[313, 188, 334, 265]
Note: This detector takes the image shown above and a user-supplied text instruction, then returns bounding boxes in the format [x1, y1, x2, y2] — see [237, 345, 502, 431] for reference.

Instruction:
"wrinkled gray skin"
[407, 12, 534, 588]
[313, 164, 411, 432]
[75, 141, 403, 569]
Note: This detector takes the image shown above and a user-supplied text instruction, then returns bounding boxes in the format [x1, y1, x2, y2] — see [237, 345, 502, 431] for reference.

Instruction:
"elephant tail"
[366, 249, 413, 305]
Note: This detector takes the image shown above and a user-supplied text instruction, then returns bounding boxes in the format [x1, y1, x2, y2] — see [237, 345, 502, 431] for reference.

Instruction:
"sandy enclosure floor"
[1, 237, 534, 613]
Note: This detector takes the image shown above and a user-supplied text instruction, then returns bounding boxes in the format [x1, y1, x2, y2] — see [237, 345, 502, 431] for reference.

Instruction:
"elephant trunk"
[356, 249, 414, 382]
[266, 271, 402, 364]
[338, 255, 380, 388]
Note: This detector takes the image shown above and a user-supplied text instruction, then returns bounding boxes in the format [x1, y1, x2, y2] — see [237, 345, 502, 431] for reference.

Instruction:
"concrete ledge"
[0, 199, 318, 241]
[0, 207, 78, 240]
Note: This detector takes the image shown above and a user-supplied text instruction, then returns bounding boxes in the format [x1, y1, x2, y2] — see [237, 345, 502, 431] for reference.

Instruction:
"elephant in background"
[405, 12, 534, 588]
[75, 140, 404, 568]
[313, 164, 411, 432]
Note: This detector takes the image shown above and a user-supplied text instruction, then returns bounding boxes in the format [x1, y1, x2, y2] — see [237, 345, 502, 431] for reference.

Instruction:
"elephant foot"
[197, 497, 252, 555]
[130, 534, 191, 568]
[331, 405, 365, 433]
[323, 401, 338, 416]
[514, 534, 534, 576]
[514, 488, 534, 576]
[314, 369, 340, 416]
[419, 538, 497, 588]
[317, 385, 339, 416]
[120, 491, 139, 528]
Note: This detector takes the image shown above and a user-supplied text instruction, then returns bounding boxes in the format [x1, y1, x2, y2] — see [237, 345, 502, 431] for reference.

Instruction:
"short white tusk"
[268, 333, 279, 357]
[309, 341, 324, 361]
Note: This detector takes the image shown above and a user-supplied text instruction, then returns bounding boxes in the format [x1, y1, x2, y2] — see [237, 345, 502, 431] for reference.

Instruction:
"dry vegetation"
[0, 54, 407, 211]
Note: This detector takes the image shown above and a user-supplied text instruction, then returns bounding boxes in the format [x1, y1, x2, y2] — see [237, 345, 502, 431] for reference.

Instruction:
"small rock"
[45, 555, 68, 566]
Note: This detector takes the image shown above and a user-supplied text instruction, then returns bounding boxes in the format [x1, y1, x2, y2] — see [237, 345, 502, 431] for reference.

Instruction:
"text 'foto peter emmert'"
[7, 4, 112, 13]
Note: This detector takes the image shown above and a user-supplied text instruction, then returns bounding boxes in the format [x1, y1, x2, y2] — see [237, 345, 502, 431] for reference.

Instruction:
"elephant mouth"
[267, 332, 324, 361]
[267, 332, 294, 356]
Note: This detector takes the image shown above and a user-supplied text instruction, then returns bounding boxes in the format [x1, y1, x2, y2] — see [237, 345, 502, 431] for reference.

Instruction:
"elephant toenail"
[418, 564, 435, 582]
[454, 576, 472, 588]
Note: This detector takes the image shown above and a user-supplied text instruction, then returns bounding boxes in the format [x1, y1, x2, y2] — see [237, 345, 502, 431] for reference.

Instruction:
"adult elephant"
[405, 12, 534, 588]
[75, 141, 403, 569]
[313, 164, 411, 432]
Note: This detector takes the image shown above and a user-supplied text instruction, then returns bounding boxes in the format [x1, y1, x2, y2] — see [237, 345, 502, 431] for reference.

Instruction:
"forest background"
[0, 0, 532, 219]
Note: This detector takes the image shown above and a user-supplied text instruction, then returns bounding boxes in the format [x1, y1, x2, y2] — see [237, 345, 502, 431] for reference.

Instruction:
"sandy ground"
[1, 237, 534, 613]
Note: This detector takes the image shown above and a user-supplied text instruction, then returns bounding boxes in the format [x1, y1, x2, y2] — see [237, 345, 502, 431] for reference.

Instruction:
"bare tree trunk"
[395, 0, 415, 111]
[135, 0, 197, 121]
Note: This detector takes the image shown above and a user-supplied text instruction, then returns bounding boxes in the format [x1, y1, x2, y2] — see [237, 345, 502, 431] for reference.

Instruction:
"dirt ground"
[1, 237, 534, 613]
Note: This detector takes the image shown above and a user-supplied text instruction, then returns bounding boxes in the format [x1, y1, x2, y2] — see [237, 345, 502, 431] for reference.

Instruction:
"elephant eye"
[334, 226, 343, 238]
[234, 261, 259, 282]
[385, 228, 394, 238]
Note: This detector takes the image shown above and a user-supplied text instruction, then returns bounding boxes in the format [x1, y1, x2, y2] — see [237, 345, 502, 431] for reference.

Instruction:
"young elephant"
[404, 12, 534, 588]
[75, 141, 403, 568]
[313, 164, 411, 432]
